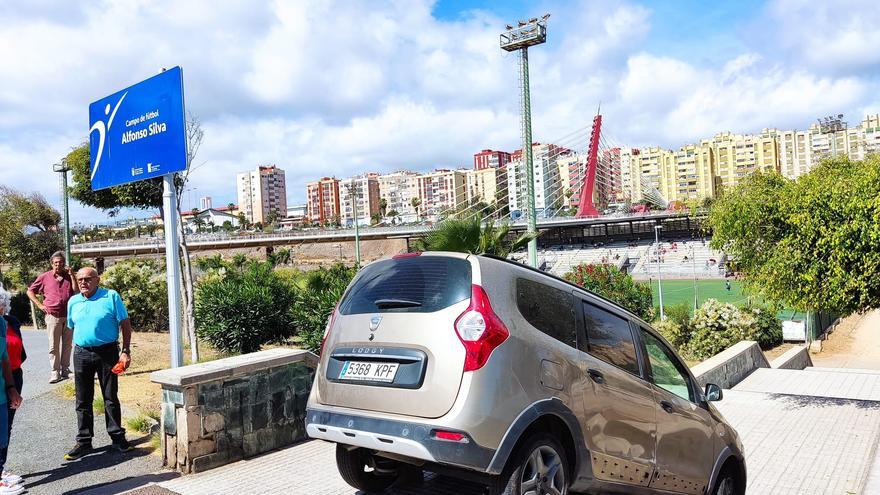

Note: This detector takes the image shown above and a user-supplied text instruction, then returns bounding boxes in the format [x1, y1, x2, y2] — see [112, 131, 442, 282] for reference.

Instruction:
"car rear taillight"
[454, 284, 509, 372]
[320, 306, 338, 357]
[432, 430, 469, 443]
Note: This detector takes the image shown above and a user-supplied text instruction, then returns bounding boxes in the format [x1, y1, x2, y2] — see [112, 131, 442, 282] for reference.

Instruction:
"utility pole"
[346, 180, 361, 267]
[501, 14, 550, 268]
[654, 224, 664, 319]
[691, 244, 698, 312]
[52, 163, 72, 264]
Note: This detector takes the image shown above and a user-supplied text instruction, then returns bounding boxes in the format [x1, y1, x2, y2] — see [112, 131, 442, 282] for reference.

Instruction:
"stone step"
[733, 367, 880, 402]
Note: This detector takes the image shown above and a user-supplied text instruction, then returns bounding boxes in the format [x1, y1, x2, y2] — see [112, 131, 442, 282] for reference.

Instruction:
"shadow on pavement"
[68, 471, 181, 495]
[767, 392, 880, 410]
[23, 434, 156, 492]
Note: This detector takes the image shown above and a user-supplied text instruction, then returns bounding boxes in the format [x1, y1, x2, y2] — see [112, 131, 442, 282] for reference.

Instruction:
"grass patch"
[641, 279, 804, 320]
[56, 381, 76, 400]
[149, 432, 162, 452]
[93, 396, 105, 415]
[125, 414, 154, 434]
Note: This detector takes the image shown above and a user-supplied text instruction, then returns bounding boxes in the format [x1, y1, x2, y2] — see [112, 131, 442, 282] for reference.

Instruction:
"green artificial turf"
[639, 278, 806, 321]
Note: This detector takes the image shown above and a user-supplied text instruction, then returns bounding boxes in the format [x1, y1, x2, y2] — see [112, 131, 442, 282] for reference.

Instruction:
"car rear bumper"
[306, 407, 496, 472]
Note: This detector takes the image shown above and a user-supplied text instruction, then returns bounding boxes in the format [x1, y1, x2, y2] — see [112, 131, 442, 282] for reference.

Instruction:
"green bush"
[290, 264, 357, 352]
[9, 291, 45, 327]
[195, 262, 295, 354]
[654, 319, 689, 351]
[564, 263, 653, 321]
[664, 302, 693, 329]
[686, 299, 760, 360]
[101, 260, 168, 332]
[744, 305, 783, 349]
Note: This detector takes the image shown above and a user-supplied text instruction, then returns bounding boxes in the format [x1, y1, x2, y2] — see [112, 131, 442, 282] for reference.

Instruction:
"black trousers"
[0, 368, 23, 470]
[73, 343, 125, 445]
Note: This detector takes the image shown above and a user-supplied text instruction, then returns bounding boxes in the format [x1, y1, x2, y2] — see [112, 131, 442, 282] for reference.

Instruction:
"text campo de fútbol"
[121, 109, 167, 144]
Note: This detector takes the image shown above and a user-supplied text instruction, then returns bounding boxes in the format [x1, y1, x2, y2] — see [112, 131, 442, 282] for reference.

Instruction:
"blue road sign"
[88, 67, 186, 190]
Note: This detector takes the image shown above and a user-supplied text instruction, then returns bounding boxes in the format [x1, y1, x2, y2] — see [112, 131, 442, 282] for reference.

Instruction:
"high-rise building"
[777, 128, 814, 179]
[666, 144, 715, 203]
[340, 175, 381, 226]
[465, 166, 508, 213]
[377, 171, 421, 222]
[306, 177, 341, 225]
[618, 148, 639, 203]
[508, 143, 568, 217]
[416, 169, 467, 219]
[236, 165, 287, 224]
[555, 154, 585, 209]
[703, 131, 778, 191]
[473, 149, 512, 170]
[863, 114, 880, 156]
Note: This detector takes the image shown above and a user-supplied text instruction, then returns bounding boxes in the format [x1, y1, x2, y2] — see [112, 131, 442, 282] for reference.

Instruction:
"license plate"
[339, 361, 399, 383]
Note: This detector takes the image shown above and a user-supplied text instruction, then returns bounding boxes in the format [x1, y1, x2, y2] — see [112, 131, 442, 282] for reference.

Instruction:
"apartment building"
[473, 149, 512, 170]
[305, 177, 341, 225]
[236, 165, 287, 224]
[416, 169, 467, 218]
[465, 166, 508, 212]
[705, 131, 778, 191]
[339, 174, 381, 226]
[377, 171, 420, 222]
[508, 143, 567, 217]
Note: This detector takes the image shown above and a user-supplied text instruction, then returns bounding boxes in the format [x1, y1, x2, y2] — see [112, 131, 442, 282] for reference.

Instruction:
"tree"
[411, 197, 422, 218]
[0, 187, 63, 289]
[707, 156, 880, 316]
[378, 198, 387, 218]
[65, 144, 166, 217]
[416, 214, 536, 259]
[564, 263, 653, 321]
[290, 263, 357, 352]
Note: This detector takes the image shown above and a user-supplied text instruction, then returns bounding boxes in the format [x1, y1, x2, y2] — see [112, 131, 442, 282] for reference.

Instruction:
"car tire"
[489, 433, 570, 495]
[335, 445, 398, 493]
[712, 467, 740, 495]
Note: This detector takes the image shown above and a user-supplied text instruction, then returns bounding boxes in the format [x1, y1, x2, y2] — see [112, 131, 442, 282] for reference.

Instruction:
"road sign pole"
[163, 174, 184, 368]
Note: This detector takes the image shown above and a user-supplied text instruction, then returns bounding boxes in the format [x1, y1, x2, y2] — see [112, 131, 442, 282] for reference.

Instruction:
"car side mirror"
[704, 383, 723, 402]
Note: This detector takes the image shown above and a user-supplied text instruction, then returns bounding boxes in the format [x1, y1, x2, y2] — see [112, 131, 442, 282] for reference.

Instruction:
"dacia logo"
[370, 315, 382, 332]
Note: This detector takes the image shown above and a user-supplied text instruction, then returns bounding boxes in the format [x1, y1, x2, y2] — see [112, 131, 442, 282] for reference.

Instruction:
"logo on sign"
[88, 92, 128, 181]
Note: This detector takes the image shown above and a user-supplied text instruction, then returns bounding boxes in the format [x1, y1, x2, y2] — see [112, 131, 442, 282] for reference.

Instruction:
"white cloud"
[0, 0, 877, 224]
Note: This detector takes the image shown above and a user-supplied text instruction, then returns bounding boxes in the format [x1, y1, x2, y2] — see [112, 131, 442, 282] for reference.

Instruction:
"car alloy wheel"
[520, 445, 566, 495]
[715, 476, 735, 495]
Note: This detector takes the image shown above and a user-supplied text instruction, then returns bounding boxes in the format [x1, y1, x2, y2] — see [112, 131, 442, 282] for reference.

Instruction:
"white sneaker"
[49, 371, 62, 384]
[0, 480, 23, 495]
[1, 472, 22, 485]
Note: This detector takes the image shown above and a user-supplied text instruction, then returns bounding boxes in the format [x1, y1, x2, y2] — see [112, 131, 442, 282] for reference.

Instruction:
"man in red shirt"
[27, 252, 75, 383]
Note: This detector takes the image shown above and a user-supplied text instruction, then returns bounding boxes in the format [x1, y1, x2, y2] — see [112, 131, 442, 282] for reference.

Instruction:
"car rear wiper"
[374, 298, 422, 309]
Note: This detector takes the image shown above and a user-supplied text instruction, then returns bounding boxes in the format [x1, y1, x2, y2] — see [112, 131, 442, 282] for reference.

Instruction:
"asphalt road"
[6, 328, 163, 494]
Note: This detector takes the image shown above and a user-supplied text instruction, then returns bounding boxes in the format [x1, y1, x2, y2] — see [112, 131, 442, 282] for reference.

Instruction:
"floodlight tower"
[501, 14, 549, 268]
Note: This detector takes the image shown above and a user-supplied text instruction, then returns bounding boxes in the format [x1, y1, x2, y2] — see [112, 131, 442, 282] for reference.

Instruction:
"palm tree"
[417, 214, 536, 259]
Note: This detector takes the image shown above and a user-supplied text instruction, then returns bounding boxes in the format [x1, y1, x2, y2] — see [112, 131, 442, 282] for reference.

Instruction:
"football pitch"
[639, 278, 805, 321]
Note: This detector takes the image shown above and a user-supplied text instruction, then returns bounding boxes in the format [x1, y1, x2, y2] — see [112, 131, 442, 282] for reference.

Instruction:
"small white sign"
[782, 320, 806, 341]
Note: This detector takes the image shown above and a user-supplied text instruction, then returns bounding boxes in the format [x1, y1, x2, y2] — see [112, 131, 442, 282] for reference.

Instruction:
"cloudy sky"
[1, 0, 878, 224]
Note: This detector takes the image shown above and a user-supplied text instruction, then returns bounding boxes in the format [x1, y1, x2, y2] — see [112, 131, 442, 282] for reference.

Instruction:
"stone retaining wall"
[769, 345, 812, 370]
[692, 341, 769, 389]
[151, 349, 317, 473]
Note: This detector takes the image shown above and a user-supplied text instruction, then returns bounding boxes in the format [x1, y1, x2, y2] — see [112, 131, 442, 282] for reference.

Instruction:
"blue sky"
[0, 0, 877, 224]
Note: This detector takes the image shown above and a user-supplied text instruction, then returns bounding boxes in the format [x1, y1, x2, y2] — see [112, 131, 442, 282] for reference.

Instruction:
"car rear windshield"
[338, 256, 472, 315]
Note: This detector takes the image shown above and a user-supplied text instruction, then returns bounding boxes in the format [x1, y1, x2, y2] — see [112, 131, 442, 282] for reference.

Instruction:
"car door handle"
[660, 400, 675, 414]
[587, 369, 605, 384]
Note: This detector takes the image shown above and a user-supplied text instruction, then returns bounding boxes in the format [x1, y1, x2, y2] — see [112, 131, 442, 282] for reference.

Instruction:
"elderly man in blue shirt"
[65, 267, 133, 460]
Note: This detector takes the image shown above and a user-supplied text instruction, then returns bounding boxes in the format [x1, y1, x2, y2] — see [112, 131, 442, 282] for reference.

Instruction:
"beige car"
[306, 252, 745, 495]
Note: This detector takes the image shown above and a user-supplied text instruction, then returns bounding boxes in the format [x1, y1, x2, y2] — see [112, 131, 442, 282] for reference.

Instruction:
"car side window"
[516, 278, 577, 349]
[640, 329, 694, 402]
[581, 302, 640, 376]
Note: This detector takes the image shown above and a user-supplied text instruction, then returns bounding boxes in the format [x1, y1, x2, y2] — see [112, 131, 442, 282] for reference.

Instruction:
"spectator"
[726, 280, 731, 292]
[64, 267, 132, 461]
[26, 252, 75, 383]
[0, 288, 24, 492]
